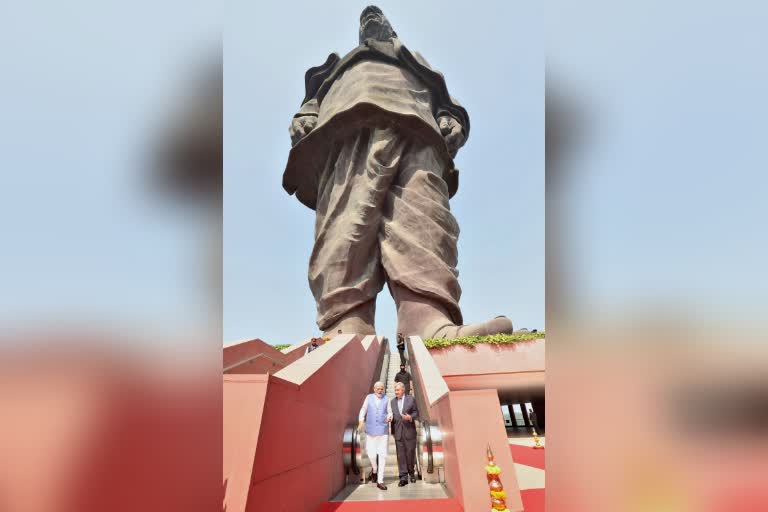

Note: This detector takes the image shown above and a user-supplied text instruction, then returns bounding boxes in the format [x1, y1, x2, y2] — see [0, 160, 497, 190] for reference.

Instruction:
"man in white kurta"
[358, 381, 392, 489]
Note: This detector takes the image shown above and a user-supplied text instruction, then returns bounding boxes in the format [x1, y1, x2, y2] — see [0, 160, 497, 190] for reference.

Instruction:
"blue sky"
[0, 1, 218, 337]
[224, 2, 544, 345]
[1, 0, 763, 349]
[545, 1, 768, 327]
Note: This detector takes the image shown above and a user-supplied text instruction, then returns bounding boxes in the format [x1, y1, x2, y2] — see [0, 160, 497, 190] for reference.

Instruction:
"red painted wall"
[428, 339, 545, 395]
[428, 339, 545, 378]
[223, 335, 385, 512]
[444, 390, 523, 512]
[223, 374, 270, 512]
[223, 338, 311, 373]
[408, 338, 525, 512]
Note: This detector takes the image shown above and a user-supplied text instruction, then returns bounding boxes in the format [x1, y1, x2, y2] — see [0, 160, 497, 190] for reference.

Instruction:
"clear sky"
[545, 1, 768, 329]
[1, 1, 762, 350]
[224, 2, 544, 345]
[0, 1, 218, 338]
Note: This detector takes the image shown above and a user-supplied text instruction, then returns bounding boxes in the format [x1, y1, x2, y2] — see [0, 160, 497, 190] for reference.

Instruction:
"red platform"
[510, 445, 545, 470]
[521, 488, 545, 512]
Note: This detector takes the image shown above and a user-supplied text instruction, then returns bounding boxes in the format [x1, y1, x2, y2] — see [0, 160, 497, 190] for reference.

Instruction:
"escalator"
[337, 341, 448, 502]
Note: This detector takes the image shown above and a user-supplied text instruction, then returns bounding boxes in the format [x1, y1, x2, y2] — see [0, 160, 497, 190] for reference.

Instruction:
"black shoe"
[409, 474, 416, 483]
[398, 479, 408, 487]
[377, 483, 387, 490]
[368, 471, 377, 483]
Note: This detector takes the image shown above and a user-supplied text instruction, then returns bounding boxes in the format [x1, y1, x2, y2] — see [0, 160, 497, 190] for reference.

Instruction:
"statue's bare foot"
[390, 283, 513, 339]
[423, 316, 514, 340]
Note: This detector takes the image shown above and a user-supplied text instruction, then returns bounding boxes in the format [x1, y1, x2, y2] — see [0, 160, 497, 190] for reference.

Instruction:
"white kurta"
[359, 394, 393, 484]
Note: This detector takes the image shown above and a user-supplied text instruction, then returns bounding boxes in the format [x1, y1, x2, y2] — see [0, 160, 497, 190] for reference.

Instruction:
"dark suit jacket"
[390, 395, 419, 441]
[393, 370, 412, 394]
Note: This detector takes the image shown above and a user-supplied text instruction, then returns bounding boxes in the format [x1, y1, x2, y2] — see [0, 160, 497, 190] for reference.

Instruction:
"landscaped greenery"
[272, 344, 292, 351]
[423, 331, 545, 349]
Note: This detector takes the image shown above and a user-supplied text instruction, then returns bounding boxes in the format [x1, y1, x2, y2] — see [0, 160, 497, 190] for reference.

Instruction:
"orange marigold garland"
[486, 444, 510, 512]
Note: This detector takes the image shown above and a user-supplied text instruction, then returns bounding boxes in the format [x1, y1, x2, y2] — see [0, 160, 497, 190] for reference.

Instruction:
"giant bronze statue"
[283, 6, 513, 339]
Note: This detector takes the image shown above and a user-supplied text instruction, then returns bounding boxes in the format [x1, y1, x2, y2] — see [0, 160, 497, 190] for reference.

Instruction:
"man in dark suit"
[390, 382, 419, 486]
[394, 364, 412, 396]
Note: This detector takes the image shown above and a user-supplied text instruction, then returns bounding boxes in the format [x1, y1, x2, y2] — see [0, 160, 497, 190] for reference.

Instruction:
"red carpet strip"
[521, 488, 545, 512]
[509, 445, 545, 470]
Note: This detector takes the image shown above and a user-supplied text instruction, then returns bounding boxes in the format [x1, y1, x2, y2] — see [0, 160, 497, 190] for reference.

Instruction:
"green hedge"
[423, 332, 545, 349]
[272, 344, 292, 351]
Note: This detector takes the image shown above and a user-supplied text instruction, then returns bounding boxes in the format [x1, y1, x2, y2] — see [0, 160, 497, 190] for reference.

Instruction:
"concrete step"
[356, 463, 417, 477]
[357, 468, 414, 479]
[356, 453, 400, 465]
[359, 429, 422, 441]
[359, 441, 422, 453]
[325, 483, 456, 508]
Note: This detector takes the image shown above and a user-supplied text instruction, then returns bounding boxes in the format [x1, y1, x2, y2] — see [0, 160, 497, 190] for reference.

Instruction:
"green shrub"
[423, 332, 544, 349]
[272, 344, 292, 351]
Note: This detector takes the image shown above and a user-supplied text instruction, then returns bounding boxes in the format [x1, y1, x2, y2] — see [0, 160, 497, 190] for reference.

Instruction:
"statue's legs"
[309, 124, 513, 338]
[309, 126, 405, 334]
[380, 134, 514, 339]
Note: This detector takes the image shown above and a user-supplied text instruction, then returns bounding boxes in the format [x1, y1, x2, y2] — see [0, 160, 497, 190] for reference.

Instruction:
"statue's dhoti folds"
[310, 124, 463, 333]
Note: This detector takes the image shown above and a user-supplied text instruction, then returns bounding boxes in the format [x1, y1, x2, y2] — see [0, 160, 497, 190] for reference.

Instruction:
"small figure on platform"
[358, 381, 392, 490]
[306, 338, 319, 354]
[394, 364, 413, 396]
[396, 333, 407, 366]
[390, 382, 419, 486]
[528, 407, 541, 434]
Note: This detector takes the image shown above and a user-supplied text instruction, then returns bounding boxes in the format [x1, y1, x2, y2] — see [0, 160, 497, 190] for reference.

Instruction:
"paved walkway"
[329, 481, 450, 502]
[509, 434, 545, 512]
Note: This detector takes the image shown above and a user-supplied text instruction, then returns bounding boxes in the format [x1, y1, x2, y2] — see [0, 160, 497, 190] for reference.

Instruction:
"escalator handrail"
[351, 425, 360, 475]
[413, 420, 423, 479]
[423, 420, 434, 474]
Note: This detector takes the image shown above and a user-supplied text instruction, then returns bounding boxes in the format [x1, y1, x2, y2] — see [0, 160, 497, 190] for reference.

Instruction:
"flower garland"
[486, 445, 511, 512]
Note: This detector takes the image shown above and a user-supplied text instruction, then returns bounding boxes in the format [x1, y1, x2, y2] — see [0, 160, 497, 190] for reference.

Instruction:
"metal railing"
[342, 424, 361, 476]
[419, 419, 444, 474]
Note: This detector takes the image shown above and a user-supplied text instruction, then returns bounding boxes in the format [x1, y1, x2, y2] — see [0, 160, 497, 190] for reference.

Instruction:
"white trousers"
[365, 434, 389, 483]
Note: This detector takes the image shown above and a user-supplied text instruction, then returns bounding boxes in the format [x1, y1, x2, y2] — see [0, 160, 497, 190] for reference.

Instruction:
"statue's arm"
[436, 97, 468, 158]
[288, 52, 340, 147]
[289, 98, 320, 146]
[289, 103, 318, 146]
[407, 46, 468, 157]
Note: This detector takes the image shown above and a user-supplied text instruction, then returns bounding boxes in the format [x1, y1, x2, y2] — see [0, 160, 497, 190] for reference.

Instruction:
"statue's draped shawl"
[282, 39, 469, 210]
